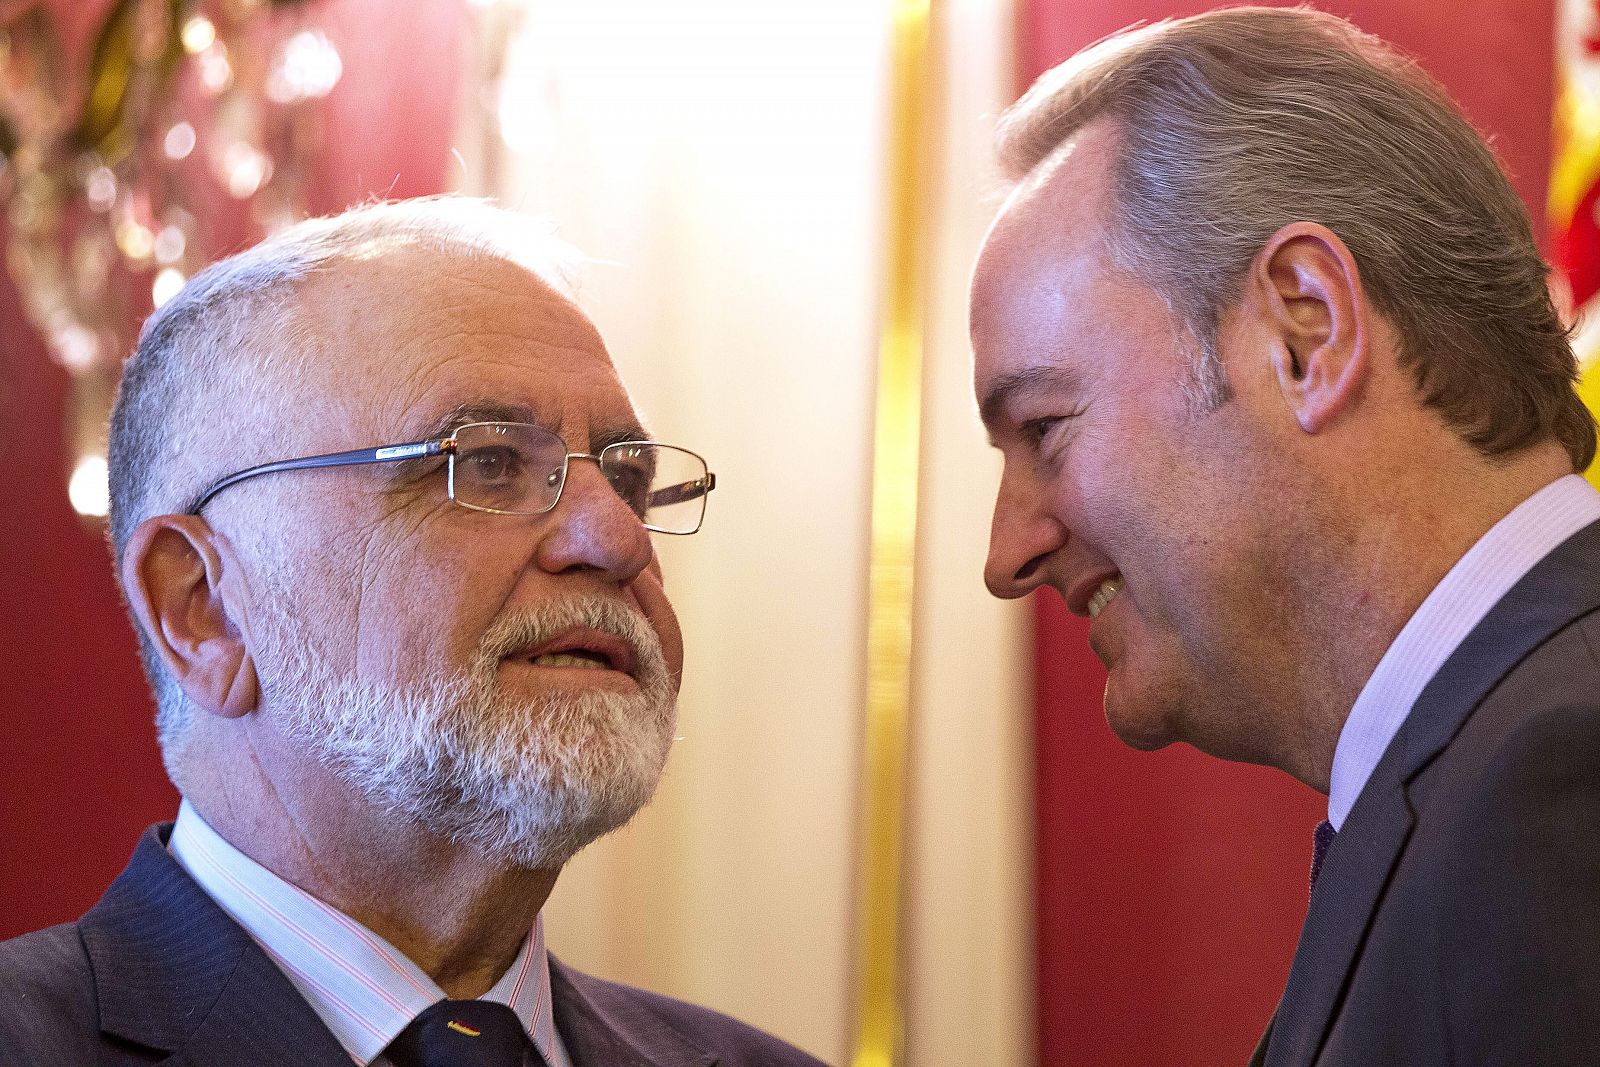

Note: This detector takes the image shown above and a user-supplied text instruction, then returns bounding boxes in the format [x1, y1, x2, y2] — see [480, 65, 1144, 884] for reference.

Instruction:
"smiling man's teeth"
[1087, 577, 1124, 619]
[532, 653, 609, 670]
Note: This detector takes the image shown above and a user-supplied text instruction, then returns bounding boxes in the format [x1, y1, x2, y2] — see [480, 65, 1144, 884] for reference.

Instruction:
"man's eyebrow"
[591, 423, 653, 451]
[978, 365, 1081, 428]
[416, 401, 542, 441]
[414, 403, 652, 452]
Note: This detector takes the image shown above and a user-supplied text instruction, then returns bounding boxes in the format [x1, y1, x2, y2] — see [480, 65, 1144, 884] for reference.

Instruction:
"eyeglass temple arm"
[645, 471, 717, 509]
[188, 439, 448, 514]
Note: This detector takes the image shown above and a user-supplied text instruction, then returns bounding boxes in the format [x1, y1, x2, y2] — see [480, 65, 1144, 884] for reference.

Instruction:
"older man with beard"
[0, 199, 825, 1067]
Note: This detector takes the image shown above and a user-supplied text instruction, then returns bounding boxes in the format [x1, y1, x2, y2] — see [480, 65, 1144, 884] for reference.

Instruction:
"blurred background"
[0, 1, 1589, 1065]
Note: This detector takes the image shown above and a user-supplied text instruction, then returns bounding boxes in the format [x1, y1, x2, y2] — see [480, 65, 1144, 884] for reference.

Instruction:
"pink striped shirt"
[170, 801, 573, 1067]
[1328, 474, 1600, 829]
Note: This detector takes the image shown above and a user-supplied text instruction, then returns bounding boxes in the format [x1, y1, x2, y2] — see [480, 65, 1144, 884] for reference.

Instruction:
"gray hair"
[106, 196, 582, 774]
[998, 5, 1596, 468]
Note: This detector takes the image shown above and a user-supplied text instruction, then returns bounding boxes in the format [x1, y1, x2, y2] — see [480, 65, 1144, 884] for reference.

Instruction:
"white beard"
[257, 594, 678, 869]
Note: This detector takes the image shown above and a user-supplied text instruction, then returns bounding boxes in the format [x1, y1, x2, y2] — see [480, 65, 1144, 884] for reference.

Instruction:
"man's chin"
[1102, 685, 1179, 752]
[1106, 721, 1176, 752]
[408, 763, 663, 871]
[470, 797, 649, 871]
[432, 726, 674, 869]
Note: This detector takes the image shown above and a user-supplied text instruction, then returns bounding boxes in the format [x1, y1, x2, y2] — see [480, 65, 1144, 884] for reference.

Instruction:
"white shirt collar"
[169, 800, 572, 1067]
[1327, 474, 1600, 830]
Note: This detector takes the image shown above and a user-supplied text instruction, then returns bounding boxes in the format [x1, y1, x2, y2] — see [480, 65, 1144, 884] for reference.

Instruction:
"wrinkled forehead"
[260, 248, 641, 449]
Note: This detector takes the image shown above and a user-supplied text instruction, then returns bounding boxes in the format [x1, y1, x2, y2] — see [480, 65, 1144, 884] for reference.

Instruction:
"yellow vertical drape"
[851, 2, 937, 1065]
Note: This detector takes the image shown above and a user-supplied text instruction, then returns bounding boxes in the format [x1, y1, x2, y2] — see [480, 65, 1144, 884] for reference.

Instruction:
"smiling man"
[0, 199, 823, 1067]
[973, 8, 1600, 1066]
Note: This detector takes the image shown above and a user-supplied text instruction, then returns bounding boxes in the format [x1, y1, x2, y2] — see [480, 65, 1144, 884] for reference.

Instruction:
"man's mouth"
[1087, 577, 1124, 619]
[530, 651, 614, 670]
[513, 628, 638, 676]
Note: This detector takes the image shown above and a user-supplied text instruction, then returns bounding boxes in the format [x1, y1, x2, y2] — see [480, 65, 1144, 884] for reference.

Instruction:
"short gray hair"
[107, 196, 581, 772]
[998, 5, 1596, 469]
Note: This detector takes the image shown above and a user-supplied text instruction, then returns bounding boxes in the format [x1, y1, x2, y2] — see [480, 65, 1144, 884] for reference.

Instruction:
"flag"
[1551, 0, 1600, 486]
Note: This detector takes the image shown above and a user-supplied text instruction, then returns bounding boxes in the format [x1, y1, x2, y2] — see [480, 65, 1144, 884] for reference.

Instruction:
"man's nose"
[984, 470, 1066, 599]
[533, 458, 654, 583]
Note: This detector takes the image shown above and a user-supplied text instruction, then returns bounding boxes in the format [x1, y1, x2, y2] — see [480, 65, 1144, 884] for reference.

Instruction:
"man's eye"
[1021, 417, 1065, 449]
[605, 464, 652, 516]
[460, 445, 525, 481]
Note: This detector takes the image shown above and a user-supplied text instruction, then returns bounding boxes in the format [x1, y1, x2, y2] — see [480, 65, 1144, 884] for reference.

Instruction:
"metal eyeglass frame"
[186, 421, 717, 534]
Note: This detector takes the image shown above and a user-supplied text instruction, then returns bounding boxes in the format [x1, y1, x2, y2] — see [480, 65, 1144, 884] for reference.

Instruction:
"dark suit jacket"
[1254, 518, 1600, 1066]
[0, 825, 829, 1067]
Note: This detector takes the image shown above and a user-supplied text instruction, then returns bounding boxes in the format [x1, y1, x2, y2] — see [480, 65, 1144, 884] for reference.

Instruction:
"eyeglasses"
[188, 421, 717, 534]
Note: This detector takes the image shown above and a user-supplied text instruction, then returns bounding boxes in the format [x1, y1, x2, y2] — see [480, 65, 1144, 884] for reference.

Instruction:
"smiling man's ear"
[121, 515, 259, 718]
[1249, 221, 1371, 434]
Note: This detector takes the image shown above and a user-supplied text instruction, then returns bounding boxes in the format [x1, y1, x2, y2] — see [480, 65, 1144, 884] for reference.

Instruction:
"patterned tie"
[1309, 819, 1337, 895]
[384, 999, 546, 1067]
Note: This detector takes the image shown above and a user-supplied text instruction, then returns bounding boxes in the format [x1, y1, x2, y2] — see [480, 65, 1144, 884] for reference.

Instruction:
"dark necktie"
[384, 999, 546, 1067]
[1309, 818, 1337, 894]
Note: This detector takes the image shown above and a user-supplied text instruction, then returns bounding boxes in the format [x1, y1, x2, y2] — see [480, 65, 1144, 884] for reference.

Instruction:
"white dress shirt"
[169, 800, 574, 1067]
[1328, 473, 1600, 830]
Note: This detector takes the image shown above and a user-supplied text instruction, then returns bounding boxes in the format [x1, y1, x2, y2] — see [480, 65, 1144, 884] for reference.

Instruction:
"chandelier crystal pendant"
[0, 0, 341, 518]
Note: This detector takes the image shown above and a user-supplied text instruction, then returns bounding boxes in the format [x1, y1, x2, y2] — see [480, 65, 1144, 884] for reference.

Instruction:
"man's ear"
[1249, 222, 1369, 434]
[121, 515, 259, 718]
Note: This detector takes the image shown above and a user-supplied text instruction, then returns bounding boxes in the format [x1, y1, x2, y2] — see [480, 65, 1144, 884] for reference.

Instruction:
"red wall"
[0, 0, 466, 939]
[1021, 3, 1557, 1065]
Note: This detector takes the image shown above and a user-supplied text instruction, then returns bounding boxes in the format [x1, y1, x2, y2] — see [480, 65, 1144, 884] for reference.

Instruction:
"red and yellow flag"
[1551, 0, 1600, 485]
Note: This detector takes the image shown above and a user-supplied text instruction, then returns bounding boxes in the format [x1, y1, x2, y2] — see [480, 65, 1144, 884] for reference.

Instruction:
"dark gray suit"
[0, 825, 829, 1067]
[1254, 518, 1600, 1066]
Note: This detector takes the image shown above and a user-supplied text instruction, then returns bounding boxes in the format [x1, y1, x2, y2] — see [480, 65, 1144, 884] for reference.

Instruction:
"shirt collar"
[169, 800, 570, 1066]
[1327, 474, 1600, 829]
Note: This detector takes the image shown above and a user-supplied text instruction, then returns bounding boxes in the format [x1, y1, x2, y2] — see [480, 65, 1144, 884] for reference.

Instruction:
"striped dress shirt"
[1328, 473, 1600, 830]
[169, 800, 574, 1067]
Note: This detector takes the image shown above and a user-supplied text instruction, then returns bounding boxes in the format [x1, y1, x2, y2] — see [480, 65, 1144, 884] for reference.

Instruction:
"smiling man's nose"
[984, 471, 1066, 598]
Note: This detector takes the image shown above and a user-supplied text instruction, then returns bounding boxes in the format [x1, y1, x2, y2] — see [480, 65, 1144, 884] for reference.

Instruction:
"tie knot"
[385, 999, 536, 1067]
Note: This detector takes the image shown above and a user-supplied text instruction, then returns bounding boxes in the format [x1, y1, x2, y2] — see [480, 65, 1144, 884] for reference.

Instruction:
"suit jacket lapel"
[1264, 749, 1413, 1067]
[1264, 518, 1600, 1067]
[80, 825, 351, 1067]
[550, 959, 717, 1067]
[83, 829, 728, 1067]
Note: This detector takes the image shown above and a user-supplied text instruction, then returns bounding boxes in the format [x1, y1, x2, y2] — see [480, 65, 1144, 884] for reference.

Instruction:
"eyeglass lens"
[447, 422, 710, 532]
